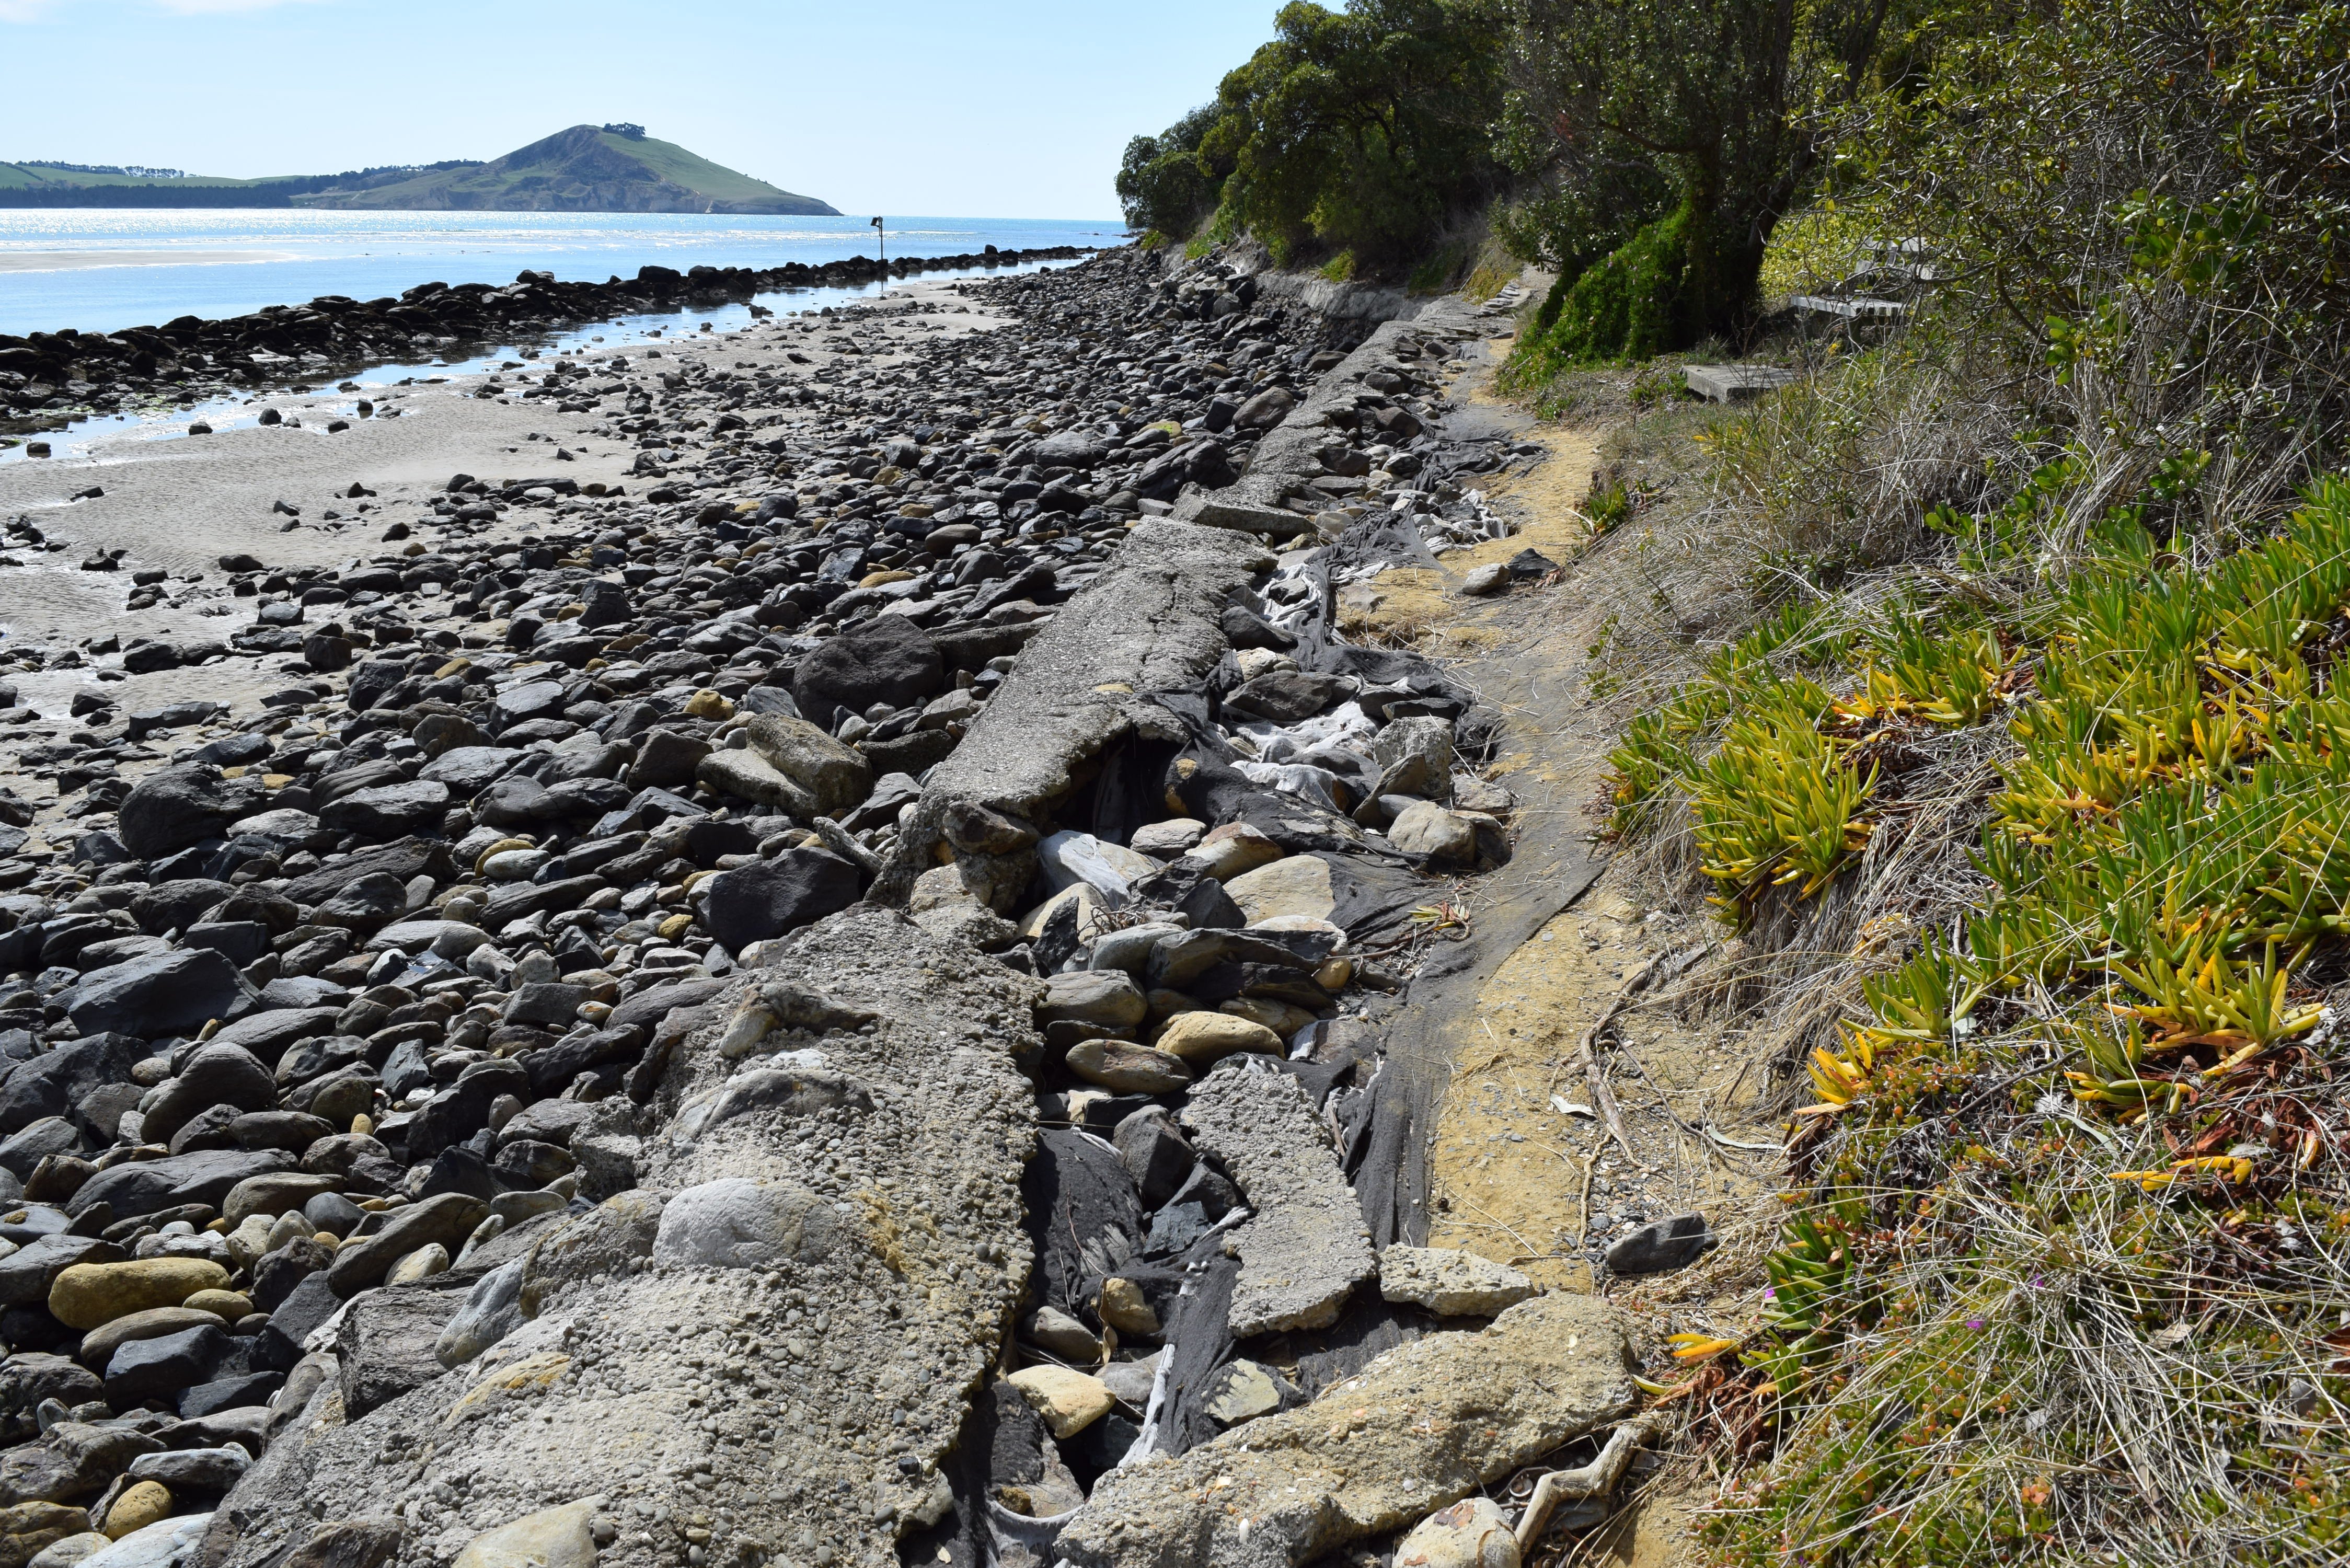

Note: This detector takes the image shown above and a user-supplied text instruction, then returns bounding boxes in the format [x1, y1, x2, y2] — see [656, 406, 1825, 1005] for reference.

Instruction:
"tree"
[1202, 0, 1506, 269]
[1500, 0, 1900, 358]
[1116, 105, 1227, 239]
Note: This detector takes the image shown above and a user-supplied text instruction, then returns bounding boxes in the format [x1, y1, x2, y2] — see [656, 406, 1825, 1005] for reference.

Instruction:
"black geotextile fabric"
[1151, 1248, 1241, 1457]
[1324, 507, 1445, 580]
[1289, 1290, 1435, 1401]
[1022, 1128, 1142, 1322]
[1287, 522, 1477, 702]
[1351, 1055, 1423, 1249]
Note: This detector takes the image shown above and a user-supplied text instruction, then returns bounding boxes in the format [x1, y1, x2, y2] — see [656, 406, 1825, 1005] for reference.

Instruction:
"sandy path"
[1347, 328, 1782, 1567]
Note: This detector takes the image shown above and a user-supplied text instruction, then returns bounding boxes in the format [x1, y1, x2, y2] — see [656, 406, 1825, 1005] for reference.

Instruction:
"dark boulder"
[0, 1120, 79, 1182]
[66, 1148, 292, 1220]
[250, 1235, 333, 1313]
[1604, 1212, 1712, 1275]
[0, 1036, 141, 1136]
[139, 1043, 278, 1148]
[130, 879, 235, 936]
[344, 660, 407, 712]
[60, 948, 256, 1040]
[698, 850, 861, 953]
[213, 1007, 342, 1062]
[1223, 671, 1353, 723]
[326, 1192, 489, 1297]
[335, 1285, 465, 1418]
[118, 767, 261, 861]
[409, 1059, 529, 1158]
[318, 781, 451, 841]
[103, 1324, 233, 1404]
[791, 617, 942, 725]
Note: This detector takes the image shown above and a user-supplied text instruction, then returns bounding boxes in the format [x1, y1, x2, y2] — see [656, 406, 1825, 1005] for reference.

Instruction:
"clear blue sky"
[0, 0, 1287, 217]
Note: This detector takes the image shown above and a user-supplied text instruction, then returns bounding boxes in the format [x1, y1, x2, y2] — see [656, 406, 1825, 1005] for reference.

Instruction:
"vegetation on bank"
[1559, 0, 2350, 1558]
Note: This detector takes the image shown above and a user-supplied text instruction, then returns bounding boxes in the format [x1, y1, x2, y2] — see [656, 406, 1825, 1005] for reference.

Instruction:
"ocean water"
[0, 210, 1124, 339]
[0, 210, 1124, 467]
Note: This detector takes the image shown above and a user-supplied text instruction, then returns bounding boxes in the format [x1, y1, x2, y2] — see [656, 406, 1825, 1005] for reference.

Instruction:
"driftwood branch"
[1513, 1416, 1662, 1552]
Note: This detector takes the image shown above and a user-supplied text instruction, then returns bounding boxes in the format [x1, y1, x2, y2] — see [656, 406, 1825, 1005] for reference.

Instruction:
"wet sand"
[0, 249, 297, 273]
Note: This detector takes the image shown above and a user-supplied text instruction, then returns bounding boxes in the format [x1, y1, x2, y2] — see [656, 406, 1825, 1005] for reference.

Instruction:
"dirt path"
[1357, 326, 1787, 1565]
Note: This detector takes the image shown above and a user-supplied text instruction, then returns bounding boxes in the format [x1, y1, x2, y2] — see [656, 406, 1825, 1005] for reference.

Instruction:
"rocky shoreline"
[0, 246, 1669, 1568]
[0, 246, 1096, 440]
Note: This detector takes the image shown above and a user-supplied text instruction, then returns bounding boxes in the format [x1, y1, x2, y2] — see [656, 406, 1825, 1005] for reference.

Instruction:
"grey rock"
[1386, 801, 1477, 866]
[1038, 970, 1145, 1031]
[125, 1445, 250, 1491]
[1056, 1295, 1638, 1568]
[433, 1257, 526, 1370]
[1179, 1059, 1375, 1336]
[650, 1177, 844, 1270]
[77, 1513, 213, 1568]
[1604, 1212, 1711, 1275]
[0, 1354, 101, 1444]
[334, 1285, 464, 1417]
[744, 715, 872, 816]
[1458, 562, 1510, 597]
[272, 1519, 400, 1568]
[1030, 430, 1110, 470]
[1377, 1246, 1536, 1316]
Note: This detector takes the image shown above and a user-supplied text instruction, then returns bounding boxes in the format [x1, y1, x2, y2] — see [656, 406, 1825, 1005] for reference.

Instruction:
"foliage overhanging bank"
[1580, 1, 2350, 1558]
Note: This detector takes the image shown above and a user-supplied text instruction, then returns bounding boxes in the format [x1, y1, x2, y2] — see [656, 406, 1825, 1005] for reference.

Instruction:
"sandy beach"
[0, 274, 995, 726]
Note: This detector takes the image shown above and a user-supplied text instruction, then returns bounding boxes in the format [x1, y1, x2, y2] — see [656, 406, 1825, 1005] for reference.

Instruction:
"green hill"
[0, 161, 258, 190]
[0, 128, 836, 214]
[297, 125, 836, 215]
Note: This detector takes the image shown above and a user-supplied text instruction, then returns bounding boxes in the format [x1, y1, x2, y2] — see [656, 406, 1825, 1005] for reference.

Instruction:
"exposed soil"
[1362, 325, 1792, 1567]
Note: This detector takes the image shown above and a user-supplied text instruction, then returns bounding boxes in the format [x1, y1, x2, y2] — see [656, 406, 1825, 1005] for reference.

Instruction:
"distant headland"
[0, 124, 839, 214]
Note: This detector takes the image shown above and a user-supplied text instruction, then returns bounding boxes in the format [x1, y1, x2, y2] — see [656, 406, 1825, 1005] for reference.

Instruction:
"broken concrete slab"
[1170, 493, 1314, 541]
[1377, 1246, 1536, 1317]
[197, 907, 1042, 1568]
[874, 522, 1272, 911]
[1681, 364, 1800, 403]
[1055, 1292, 1638, 1568]
[1179, 1058, 1374, 1336]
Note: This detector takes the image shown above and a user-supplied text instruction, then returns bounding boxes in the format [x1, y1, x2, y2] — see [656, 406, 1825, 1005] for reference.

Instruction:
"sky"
[0, 0, 1287, 218]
